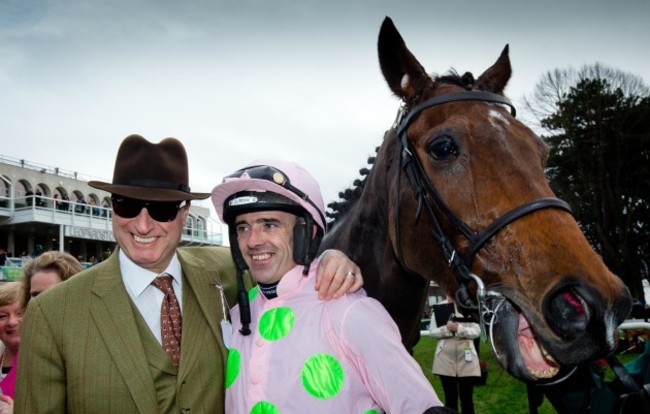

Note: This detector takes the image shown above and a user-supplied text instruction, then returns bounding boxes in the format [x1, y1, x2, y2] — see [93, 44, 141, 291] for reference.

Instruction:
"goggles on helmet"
[223, 165, 326, 229]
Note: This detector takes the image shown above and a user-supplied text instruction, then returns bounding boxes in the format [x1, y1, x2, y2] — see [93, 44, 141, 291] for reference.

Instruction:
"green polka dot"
[250, 401, 280, 414]
[301, 353, 344, 399]
[364, 410, 380, 414]
[248, 286, 259, 302]
[225, 348, 241, 388]
[258, 307, 295, 341]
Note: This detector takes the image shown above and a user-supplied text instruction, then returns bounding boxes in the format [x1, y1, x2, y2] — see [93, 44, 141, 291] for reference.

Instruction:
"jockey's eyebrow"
[235, 217, 282, 227]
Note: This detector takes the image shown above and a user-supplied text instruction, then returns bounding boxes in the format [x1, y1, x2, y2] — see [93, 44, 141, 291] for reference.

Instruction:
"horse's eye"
[428, 134, 460, 160]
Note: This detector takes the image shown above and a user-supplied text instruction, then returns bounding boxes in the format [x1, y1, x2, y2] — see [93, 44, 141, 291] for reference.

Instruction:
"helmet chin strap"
[226, 224, 253, 336]
[236, 268, 252, 336]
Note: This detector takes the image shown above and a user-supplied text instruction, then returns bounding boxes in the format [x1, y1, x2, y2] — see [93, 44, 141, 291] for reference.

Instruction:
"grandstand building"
[0, 155, 223, 280]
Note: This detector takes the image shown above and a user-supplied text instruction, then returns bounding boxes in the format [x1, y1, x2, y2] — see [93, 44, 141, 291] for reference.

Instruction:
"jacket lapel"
[176, 249, 229, 382]
[89, 252, 160, 414]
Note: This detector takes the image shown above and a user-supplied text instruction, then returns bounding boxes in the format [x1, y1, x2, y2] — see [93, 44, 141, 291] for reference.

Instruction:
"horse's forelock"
[436, 69, 476, 90]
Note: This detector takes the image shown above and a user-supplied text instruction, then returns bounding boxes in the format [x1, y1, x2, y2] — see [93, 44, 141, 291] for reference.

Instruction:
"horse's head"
[377, 17, 632, 383]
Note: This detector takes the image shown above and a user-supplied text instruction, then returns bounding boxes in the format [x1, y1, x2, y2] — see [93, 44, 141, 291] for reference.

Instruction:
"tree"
[525, 65, 650, 300]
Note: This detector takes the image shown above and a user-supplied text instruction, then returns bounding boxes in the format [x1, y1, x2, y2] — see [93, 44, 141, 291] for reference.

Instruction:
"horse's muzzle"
[489, 277, 632, 382]
[542, 278, 632, 364]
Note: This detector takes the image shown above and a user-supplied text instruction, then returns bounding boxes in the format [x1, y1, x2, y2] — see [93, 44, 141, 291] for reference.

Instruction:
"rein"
[393, 90, 573, 324]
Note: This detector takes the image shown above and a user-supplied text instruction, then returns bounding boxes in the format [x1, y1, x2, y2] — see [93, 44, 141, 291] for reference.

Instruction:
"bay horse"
[320, 17, 632, 383]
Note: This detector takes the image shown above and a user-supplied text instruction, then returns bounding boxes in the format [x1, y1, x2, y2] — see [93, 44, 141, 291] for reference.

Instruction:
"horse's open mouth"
[490, 297, 566, 382]
[517, 313, 560, 378]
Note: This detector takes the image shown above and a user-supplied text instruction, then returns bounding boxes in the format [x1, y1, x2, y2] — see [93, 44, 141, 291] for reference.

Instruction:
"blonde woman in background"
[0, 282, 23, 413]
[20, 251, 84, 309]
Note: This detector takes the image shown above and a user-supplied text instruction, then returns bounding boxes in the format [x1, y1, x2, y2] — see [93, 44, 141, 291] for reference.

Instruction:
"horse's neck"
[325, 194, 428, 349]
[322, 133, 430, 349]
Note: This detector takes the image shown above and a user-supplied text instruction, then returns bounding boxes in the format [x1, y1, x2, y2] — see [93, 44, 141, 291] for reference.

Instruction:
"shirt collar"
[267, 260, 318, 299]
[119, 249, 182, 298]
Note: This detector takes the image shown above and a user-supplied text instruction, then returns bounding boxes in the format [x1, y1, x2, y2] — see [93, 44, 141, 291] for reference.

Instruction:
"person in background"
[0, 252, 83, 414]
[24, 191, 33, 208]
[15, 135, 362, 414]
[34, 190, 43, 207]
[429, 295, 481, 414]
[0, 283, 24, 409]
[20, 251, 84, 308]
[212, 159, 449, 413]
[61, 194, 70, 211]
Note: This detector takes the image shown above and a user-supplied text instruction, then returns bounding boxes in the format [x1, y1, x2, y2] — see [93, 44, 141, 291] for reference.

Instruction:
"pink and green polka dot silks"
[225, 262, 442, 413]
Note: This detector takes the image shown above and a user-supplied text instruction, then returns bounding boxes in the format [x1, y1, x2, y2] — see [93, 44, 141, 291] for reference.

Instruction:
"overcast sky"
[1, 0, 649, 227]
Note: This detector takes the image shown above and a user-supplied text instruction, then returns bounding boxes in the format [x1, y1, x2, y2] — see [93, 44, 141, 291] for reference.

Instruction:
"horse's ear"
[476, 44, 512, 94]
[378, 17, 432, 100]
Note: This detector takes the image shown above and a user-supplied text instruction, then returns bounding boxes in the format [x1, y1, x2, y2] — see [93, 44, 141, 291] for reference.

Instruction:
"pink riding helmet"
[211, 159, 326, 231]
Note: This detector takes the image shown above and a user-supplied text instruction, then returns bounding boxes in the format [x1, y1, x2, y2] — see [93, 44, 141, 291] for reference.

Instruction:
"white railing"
[2, 195, 223, 245]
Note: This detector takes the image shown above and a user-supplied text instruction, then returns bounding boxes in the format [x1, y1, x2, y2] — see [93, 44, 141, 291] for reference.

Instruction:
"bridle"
[393, 90, 573, 338]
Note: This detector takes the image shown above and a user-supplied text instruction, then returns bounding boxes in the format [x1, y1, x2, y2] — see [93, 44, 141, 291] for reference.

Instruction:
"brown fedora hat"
[88, 134, 210, 201]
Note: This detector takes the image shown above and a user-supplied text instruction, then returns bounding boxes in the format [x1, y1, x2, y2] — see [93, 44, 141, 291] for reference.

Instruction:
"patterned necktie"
[152, 275, 182, 368]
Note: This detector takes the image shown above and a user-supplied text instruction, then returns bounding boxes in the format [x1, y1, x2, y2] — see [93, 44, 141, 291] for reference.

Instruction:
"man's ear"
[180, 204, 191, 221]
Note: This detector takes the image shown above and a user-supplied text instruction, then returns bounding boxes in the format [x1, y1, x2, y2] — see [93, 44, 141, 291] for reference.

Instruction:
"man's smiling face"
[235, 210, 298, 284]
[112, 201, 189, 273]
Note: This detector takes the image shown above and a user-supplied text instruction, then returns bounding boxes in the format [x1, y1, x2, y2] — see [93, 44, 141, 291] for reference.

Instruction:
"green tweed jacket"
[15, 246, 239, 414]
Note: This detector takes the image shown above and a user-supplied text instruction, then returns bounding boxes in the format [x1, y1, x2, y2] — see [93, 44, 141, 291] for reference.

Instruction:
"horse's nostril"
[545, 288, 589, 340]
[562, 291, 586, 316]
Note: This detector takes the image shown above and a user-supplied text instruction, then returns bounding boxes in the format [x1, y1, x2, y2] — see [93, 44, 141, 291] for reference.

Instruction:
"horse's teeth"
[525, 344, 559, 378]
[540, 346, 557, 363]
[528, 366, 560, 378]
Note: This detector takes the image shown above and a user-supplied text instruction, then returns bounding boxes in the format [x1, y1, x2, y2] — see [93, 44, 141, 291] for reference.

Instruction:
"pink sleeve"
[335, 298, 443, 412]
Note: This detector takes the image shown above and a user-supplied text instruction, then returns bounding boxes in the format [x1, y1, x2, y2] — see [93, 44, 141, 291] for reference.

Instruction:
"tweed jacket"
[15, 246, 238, 414]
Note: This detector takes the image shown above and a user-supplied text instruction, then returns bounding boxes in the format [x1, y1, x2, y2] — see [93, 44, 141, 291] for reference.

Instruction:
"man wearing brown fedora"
[14, 134, 362, 414]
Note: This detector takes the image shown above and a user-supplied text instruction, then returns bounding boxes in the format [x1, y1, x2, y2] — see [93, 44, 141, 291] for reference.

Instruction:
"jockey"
[212, 159, 450, 413]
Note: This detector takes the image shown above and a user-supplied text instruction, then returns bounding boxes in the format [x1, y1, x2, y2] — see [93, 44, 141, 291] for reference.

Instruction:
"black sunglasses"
[111, 197, 186, 222]
[225, 165, 325, 225]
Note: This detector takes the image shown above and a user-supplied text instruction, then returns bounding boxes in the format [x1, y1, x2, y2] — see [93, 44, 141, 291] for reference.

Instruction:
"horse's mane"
[326, 69, 476, 225]
[326, 149, 378, 224]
